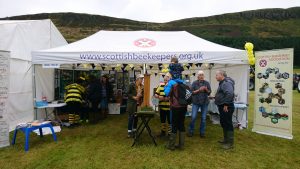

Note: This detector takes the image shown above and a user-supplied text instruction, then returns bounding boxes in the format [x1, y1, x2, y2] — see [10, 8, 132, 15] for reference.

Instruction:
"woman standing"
[127, 74, 144, 138]
[100, 75, 112, 119]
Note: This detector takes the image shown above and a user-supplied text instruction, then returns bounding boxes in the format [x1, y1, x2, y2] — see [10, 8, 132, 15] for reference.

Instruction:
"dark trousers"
[171, 107, 187, 133]
[160, 109, 171, 124]
[67, 102, 81, 115]
[218, 104, 235, 131]
[90, 100, 100, 122]
[128, 114, 138, 131]
[91, 100, 100, 113]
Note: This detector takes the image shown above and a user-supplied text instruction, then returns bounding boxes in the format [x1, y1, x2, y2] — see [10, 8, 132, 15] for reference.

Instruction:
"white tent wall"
[7, 59, 33, 130]
[149, 72, 160, 103]
[213, 64, 249, 103]
[0, 19, 67, 131]
[34, 65, 55, 120]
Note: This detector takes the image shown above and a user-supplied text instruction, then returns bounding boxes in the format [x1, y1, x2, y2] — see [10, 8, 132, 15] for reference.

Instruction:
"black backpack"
[176, 83, 192, 105]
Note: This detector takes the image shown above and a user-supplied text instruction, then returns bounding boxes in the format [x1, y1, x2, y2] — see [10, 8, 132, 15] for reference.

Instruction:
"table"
[11, 121, 57, 152]
[132, 111, 157, 147]
[35, 102, 67, 125]
[208, 100, 248, 128]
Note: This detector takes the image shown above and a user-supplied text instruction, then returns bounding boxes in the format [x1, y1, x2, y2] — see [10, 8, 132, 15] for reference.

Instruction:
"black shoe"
[200, 134, 205, 138]
[222, 143, 234, 150]
[127, 132, 133, 138]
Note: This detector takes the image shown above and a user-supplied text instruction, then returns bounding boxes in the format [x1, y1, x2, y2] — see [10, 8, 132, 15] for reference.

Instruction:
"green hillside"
[1, 7, 300, 65]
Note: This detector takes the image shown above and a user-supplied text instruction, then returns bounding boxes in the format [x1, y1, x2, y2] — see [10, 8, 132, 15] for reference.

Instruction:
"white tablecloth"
[208, 99, 248, 129]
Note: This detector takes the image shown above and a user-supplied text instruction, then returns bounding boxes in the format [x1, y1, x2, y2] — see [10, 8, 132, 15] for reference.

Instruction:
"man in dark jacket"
[215, 70, 235, 149]
[188, 70, 211, 138]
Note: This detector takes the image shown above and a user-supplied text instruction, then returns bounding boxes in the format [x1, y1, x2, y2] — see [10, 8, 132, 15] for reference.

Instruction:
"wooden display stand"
[142, 74, 151, 107]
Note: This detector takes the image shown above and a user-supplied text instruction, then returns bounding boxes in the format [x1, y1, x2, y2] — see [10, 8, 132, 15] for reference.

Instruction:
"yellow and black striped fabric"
[155, 83, 170, 111]
[64, 83, 85, 103]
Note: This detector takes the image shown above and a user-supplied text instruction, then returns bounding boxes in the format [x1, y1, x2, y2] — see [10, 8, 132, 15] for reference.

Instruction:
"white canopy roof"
[32, 30, 248, 64]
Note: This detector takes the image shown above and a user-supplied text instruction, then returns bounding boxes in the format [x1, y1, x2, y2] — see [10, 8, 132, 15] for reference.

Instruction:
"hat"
[136, 74, 144, 79]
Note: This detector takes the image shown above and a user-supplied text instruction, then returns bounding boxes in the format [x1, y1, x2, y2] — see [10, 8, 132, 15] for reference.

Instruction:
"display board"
[0, 51, 10, 148]
[253, 48, 293, 139]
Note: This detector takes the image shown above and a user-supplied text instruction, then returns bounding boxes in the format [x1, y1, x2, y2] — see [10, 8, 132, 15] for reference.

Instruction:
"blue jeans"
[188, 103, 208, 135]
[128, 114, 138, 132]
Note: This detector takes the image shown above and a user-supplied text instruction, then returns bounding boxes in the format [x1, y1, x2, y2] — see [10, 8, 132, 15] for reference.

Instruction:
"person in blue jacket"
[164, 57, 187, 150]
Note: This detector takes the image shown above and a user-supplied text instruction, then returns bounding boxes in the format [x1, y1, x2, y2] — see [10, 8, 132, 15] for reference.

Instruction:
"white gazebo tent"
[0, 19, 67, 131]
[32, 30, 249, 127]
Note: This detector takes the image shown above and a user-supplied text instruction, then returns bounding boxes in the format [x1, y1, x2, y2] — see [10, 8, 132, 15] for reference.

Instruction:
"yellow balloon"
[245, 42, 254, 51]
[247, 50, 253, 55]
[249, 57, 255, 65]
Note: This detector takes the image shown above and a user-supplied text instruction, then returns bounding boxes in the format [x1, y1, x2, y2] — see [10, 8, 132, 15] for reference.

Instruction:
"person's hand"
[193, 89, 200, 94]
[223, 105, 228, 112]
[200, 86, 207, 91]
[158, 96, 164, 101]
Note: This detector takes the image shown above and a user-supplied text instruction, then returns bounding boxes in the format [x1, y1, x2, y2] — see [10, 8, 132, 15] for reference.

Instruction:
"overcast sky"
[0, 0, 299, 23]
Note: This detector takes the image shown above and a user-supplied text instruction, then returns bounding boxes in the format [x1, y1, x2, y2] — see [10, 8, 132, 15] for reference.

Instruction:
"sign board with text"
[0, 51, 10, 148]
[253, 48, 293, 139]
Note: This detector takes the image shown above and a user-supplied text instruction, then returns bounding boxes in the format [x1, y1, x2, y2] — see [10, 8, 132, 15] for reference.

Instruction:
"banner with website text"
[253, 48, 293, 139]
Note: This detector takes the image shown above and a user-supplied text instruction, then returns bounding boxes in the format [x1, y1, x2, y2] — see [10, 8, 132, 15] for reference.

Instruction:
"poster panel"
[253, 49, 293, 139]
[0, 50, 10, 148]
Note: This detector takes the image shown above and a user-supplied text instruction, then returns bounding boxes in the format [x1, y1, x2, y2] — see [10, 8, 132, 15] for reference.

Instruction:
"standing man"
[188, 70, 211, 138]
[215, 70, 235, 149]
[87, 74, 101, 123]
[155, 73, 171, 138]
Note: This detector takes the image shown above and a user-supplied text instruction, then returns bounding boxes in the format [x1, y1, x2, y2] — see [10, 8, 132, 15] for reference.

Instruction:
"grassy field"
[294, 68, 300, 73]
[0, 91, 299, 169]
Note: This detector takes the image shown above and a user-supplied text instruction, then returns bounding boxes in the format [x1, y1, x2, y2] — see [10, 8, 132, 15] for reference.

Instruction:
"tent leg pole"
[33, 65, 37, 120]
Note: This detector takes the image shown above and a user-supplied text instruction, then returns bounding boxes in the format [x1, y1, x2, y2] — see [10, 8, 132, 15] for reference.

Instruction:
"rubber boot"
[166, 133, 176, 151]
[68, 113, 75, 126]
[222, 131, 234, 150]
[167, 124, 172, 136]
[175, 132, 185, 150]
[218, 128, 227, 144]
